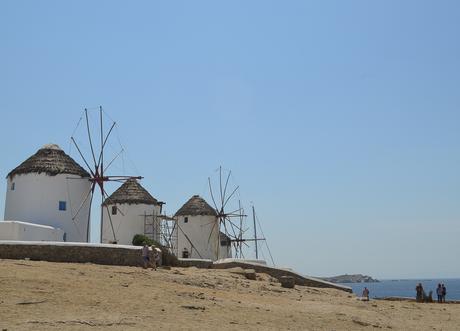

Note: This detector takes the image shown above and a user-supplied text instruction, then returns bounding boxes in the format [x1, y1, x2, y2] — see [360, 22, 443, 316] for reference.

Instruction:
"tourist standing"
[155, 247, 162, 268]
[442, 284, 447, 303]
[151, 248, 159, 271]
[142, 244, 151, 269]
[415, 283, 424, 302]
[436, 283, 443, 303]
[362, 287, 370, 301]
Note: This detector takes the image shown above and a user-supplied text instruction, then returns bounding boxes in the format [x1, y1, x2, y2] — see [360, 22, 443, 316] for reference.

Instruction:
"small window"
[112, 206, 117, 215]
[221, 239, 231, 247]
[184, 217, 188, 223]
[182, 248, 189, 258]
[10, 182, 15, 190]
[59, 201, 67, 211]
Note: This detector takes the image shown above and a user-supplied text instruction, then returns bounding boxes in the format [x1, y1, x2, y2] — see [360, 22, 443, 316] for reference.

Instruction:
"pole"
[253, 205, 258, 259]
[99, 106, 104, 243]
[100, 195, 104, 243]
[239, 200, 243, 258]
[86, 186, 94, 242]
[216, 219, 220, 260]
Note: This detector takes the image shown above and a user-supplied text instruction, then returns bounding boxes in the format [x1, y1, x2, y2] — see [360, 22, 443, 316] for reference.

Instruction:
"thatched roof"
[103, 178, 160, 206]
[175, 195, 217, 217]
[7, 144, 90, 179]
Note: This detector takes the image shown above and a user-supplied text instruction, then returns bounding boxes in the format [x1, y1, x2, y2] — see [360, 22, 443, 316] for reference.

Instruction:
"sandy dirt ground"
[1, 259, 459, 331]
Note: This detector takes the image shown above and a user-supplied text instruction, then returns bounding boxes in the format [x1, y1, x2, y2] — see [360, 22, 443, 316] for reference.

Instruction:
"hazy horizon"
[1, 1, 459, 279]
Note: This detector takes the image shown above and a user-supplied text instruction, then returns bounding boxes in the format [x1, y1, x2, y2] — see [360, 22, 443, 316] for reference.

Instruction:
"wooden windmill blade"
[69, 106, 142, 243]
[71, 182, 96, 222]
[207, 166, 247, 260]
[238, 200, 244, 258]
[207, 166, 275, 261]
[207, 177, 219, 212]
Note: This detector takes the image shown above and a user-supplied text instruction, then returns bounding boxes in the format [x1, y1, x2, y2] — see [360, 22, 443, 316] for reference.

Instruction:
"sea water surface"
[340, 279, 460, 301]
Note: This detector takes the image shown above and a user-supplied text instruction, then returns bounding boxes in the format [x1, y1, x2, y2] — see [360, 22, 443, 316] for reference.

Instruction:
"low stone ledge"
[176, 258, 213, 269]
[0, 241, 181, 268]
[0, 241, 147, 267]
[212, 261, 352, 293]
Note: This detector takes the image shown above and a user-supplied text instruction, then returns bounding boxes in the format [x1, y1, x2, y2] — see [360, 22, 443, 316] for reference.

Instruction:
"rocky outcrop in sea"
[322, 274, 379, 283]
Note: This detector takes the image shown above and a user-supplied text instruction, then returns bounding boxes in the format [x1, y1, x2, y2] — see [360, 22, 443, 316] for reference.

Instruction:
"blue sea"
[340, 279, 460, 301]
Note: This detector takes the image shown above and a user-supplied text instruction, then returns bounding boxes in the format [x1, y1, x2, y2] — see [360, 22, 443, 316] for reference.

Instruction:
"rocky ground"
[1, 259, 459, 330]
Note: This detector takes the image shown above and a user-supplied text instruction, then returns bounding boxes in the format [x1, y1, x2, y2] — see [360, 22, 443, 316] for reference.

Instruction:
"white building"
[101, 179, 163, 245]
[174, 195, 231, 260]
[0, 220, 64, 241]
[3, 144, 91, 242]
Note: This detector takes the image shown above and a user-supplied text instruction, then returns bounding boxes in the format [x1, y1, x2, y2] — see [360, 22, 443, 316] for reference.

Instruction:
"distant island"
[322, 274, 379, 284]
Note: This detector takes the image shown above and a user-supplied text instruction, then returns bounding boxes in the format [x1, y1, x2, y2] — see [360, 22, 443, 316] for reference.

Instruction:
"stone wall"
[212, 261, 352, 293]
[176, 258, 213, 268]
[0, 241, 146, 267]
[0, 241, 181, 268]
[161, 257, 352, 293]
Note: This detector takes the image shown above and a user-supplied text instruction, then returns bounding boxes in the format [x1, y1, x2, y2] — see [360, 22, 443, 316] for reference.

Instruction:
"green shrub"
[132, 234, 161, 247]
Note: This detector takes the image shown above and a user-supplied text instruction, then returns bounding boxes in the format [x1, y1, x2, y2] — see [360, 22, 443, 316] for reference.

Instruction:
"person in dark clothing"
[442, 284, 447, 303]
[415, 283, 424, 302]
[362, 287, 370, 301]
[436, 283, 443, 303]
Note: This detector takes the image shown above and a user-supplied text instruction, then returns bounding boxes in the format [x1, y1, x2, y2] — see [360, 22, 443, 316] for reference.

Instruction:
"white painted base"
[0, 220, 65, 241]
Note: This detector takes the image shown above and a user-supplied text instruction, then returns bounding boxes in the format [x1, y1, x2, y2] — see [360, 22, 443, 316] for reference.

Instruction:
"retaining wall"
[0, 241, 146, 267]
[176, 258, 213, 268]
[212, 261, 352, 293]
[169, 257, 352, 292]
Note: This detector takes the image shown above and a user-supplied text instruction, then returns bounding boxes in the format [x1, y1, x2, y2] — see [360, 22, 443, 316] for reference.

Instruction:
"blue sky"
[1, 1, 459, 278]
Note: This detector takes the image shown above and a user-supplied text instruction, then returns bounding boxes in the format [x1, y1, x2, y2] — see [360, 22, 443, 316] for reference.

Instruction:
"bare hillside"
[0, 260, 459, 330]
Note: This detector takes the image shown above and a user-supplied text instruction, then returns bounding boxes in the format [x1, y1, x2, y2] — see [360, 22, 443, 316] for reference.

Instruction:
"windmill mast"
[238, 200, 243, 258]
[216, 219, 220, 260]
[252, 205, 258, 259]
[99, 106, 104, 243]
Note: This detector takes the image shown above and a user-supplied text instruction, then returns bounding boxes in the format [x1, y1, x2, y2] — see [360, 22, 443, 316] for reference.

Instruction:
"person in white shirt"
[142, 244, 152, 269]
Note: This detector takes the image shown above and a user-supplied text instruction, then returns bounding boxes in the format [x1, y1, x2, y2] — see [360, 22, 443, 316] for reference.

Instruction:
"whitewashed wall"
[4, 173, 91, 242]
[101, 203, 161, 245]
[220, 239, 232, 260]
[0, 221, 64, 241]
[174, 215, 231, 260]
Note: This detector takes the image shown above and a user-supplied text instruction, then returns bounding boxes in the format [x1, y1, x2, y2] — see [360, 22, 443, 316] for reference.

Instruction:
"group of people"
[141, 244, 161, 270]
[416, 283, 447, 303]
[361, 283, 448, 303]
[436, 283, 447, 303]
